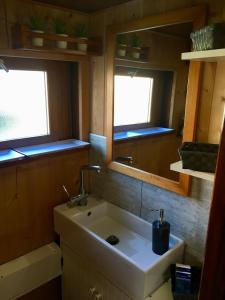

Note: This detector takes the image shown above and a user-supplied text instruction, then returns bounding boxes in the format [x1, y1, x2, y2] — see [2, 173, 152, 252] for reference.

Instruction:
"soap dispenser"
[152, 209, 170, 255]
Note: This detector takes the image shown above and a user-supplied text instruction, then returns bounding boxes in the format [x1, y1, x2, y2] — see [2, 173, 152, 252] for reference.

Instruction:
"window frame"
[113, 74, 153, 129]
[113, 67, 174, 133]
[0, 57, 79, 150]
[0, 68, 50, 145]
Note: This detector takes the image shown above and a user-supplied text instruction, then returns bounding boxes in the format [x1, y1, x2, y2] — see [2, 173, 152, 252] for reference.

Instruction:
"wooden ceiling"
[35, 0, 131, 13]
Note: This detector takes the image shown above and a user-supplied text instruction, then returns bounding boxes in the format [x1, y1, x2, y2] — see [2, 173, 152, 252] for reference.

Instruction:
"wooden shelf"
[115, 57, 149, 64]
[115, 46, 149, 63]
[11, 25, 102, 59]
[181, 48, 225, 62]
[0, 48, 89, 62]
[170, 161, 215, 182]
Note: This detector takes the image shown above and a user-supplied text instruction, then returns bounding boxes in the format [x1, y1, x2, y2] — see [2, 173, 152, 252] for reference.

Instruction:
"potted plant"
[131, 35, 141, 59]
[28, 15, 45, 47]
[54, 19, 68, 49]
[75, 24, 88, 52]
[117, 34, 127, 57]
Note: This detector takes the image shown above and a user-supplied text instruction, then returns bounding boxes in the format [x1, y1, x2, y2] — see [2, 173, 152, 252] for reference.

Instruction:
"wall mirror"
[105, 6, 206, 195]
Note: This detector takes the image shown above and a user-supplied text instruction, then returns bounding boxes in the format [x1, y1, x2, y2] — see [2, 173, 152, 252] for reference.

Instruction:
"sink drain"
[106, 235, 120, 245]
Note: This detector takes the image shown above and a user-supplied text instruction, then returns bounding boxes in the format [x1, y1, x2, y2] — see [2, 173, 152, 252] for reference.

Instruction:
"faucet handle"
[62, 185, 70, 200]
[116, 156, 134, 165]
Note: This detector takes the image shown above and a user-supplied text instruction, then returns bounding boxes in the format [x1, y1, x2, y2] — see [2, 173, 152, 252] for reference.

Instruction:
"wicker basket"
[179, 142, 219, 173]
[190, 23, 225, 51]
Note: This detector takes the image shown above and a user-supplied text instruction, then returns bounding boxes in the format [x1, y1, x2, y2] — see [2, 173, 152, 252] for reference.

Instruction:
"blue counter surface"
[114, 127, 174, 141]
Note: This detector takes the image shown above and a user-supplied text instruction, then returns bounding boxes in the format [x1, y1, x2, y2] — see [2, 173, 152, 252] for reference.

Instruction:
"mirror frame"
[105, 5, 207, 196]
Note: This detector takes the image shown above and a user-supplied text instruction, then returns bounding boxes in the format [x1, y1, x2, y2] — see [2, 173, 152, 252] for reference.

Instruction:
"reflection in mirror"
[112, 23, 192, 181]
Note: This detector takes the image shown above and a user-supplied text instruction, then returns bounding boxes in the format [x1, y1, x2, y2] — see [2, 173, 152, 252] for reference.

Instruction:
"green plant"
[54, 19, 67, 34]
[117, 34, 127, 45]
[75, 24, 88, 38]
[28, 15, 45, 31]
[131, 35, 141, 48]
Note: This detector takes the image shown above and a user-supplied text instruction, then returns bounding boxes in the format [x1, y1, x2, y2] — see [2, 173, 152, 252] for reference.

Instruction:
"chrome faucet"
[116, 156, 134, 165]
[63, 164, 102, 207]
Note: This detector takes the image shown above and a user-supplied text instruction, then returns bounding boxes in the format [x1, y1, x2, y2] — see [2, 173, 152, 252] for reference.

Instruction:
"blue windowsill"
[114, 127, 174, 141]
[0, 139, 90, 164]
[0, 149, 25, 163]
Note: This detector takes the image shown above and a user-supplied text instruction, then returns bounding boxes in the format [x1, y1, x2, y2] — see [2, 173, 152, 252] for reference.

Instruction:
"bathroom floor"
[147, 280, 173, 300]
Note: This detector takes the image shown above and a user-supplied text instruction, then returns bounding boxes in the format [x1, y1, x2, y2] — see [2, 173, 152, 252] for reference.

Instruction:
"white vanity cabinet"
[62, 243, 131, 300]
[55, 200, 184, 300]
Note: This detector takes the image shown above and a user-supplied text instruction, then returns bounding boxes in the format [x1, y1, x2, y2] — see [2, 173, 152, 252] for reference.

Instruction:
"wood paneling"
[89, 0, 225, 147]
[113, 134, 180, 181]
[34, 0, 131, 13]
[0, 148, 89, 265]
[78, 60, 91, 141]
[91, 56, 105, 135]
[197, 62, 217, 142]
[0, 0, 88, 48]
[208, 61, 225, 143]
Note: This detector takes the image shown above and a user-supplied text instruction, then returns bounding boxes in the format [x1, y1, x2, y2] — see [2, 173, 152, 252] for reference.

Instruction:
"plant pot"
[56, 34, 68, 49]
[132, 47, 141, 59]
[117, 44, 127, 57]
[77, 37, 88, 52]
[32, 30, 44, 47]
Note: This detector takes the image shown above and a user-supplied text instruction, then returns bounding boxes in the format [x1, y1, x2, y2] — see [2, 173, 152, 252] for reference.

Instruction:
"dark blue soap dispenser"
[152, 209, 170, 255]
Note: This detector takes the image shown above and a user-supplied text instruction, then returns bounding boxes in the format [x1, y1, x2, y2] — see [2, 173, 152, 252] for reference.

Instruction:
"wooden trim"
[0, 49, 88, 63]
[183, 61, 203, 141]
[114, 129, 175, 144]
[105, 5, 207, 196]
[107, 5, 207, 34]
[78, 60, 90, 141]
[199, 120, 225, 300]
[109, 162, 189, 196]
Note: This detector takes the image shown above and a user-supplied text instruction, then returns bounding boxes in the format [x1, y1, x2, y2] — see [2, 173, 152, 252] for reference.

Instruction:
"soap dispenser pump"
[152, 209, 170, 255]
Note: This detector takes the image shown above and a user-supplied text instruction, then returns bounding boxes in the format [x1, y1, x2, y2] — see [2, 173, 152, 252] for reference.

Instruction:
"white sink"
[54, 197, 184, 300]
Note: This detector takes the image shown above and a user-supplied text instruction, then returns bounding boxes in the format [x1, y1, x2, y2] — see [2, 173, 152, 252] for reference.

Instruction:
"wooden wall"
[0, 0, 224, 299]
[115, 30, 190, 129]
[0, 0, 89, 49]
[113, 133, 180, 180]
[89, 0, 225, 145]
[0, 148, 89, 298]
[0, 149, 89, 264]
[0, 1, 90, 299]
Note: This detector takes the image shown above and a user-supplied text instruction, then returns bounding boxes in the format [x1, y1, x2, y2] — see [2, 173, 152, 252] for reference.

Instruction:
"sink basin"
[54, 197, 184, 300]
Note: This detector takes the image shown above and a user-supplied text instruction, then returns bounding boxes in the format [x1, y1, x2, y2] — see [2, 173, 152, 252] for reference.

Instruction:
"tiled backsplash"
[90, 134, 213, 264]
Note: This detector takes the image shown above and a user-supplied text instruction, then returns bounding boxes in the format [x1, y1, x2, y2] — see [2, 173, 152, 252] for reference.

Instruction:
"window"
[0, 70, 49, 142]
[114, 75, 153, 127]
[0, 58, 78, 150]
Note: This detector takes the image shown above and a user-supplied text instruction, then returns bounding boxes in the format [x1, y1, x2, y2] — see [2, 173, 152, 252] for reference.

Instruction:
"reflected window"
[0, 70, 49, 142]
[114, 75, 153, 126]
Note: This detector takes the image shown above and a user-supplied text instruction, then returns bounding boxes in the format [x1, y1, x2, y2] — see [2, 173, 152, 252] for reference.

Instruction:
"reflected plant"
[28, 15, 45, 31]
[54, 19, 67, 34]
[75, 24, 88, 38]
[117, 34, 127, 45]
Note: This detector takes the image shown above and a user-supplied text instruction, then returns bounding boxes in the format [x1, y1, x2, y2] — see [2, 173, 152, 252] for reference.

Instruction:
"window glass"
[114, 75, 153, 126]
[0, 70, 49, 142]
